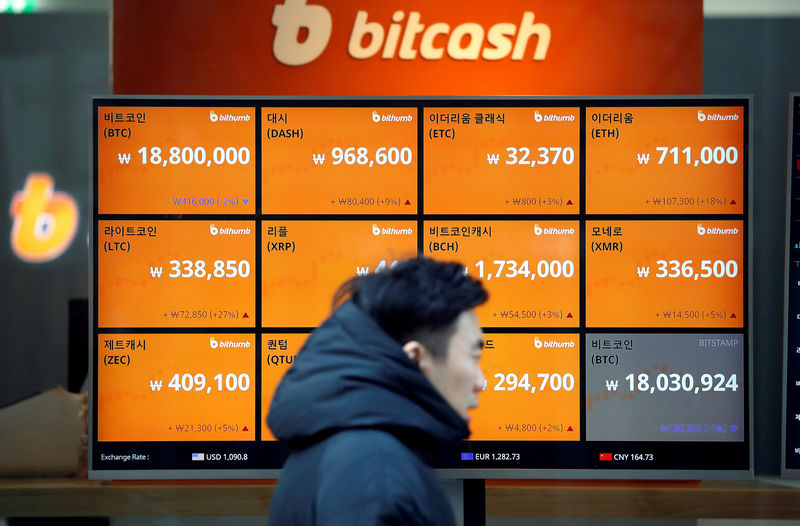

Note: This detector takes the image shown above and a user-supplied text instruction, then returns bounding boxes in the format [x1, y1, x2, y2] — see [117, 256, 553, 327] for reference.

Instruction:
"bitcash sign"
[271, 0, 551, 65]
[113, 0, 702, 95]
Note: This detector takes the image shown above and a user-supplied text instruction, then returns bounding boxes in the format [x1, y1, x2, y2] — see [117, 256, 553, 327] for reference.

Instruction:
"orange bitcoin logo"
[10, 173, 79, 263]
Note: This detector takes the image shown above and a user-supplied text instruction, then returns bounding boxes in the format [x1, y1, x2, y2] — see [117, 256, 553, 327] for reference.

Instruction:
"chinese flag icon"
[599, 453, 612, 461]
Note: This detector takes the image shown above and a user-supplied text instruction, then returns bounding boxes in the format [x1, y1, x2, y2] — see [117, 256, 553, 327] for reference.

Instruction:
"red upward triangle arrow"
[566, 313, 573, 318]
[730, 313, 737, 319]
[243, 426, 249, 432]
[404, 200, 411, 205]
[567, 199, 573, 205]
[730, 199, 737, 205]
[567, 426, 574, 432]
[243, 313, 249, 318]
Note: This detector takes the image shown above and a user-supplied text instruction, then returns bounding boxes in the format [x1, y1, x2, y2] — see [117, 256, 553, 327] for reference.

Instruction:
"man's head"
[334, 257, 488, 420]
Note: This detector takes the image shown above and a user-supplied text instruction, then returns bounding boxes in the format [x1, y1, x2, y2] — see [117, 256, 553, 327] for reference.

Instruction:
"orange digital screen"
[424, 108, 580, 214]
[262, 107, 417, 214]
[97, 106, 256, 214]
[424, 221, 579, 327]
[93, 98, 749, 478]
[260, 334, 307, 441]
[471, 334, 580, 441]
[262, 220, 417, 328]
[586, 106, 744, 214]
[586, 220, 744, 328]
[97, 220, 255, 328]
[97, 333, 255, 442]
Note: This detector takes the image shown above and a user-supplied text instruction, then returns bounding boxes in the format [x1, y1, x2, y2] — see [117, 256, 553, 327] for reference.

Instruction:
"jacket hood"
[267, 301, 469, 458]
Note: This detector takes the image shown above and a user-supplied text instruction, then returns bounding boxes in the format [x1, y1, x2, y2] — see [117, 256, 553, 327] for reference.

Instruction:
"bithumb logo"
[534, 337, 575, 349]
[271, 0, 551, 65]
[210, 337, 251, 349]
[210, 224, 251, 236]
[371, 109, 413, 123]
[697, 110, 739, 122]
[534, 223, 575, 236]
[534, 110, 574, 123]
[209, 110, 250, 123]
[697, 223, 739, 236]
[372, 223, 413, 236]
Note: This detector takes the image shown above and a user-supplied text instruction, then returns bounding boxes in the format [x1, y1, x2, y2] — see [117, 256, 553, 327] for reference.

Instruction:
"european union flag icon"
[461, 452, 474, 461]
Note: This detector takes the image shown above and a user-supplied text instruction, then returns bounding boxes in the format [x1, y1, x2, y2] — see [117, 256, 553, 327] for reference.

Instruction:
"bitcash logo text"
[271, 0, 551, 65]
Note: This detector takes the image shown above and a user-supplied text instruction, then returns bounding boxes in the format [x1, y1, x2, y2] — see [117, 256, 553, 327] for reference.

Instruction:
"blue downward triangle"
[243, 198, 250, 205]
[730, 425, 738, 432]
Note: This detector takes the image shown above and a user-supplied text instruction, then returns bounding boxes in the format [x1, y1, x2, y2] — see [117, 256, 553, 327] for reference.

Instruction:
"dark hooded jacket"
[267, 300, 470, 526]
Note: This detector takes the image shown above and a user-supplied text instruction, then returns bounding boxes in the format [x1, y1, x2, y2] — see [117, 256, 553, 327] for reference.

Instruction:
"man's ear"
[402, 340, 434, 373]
[402, 340, 424, 364]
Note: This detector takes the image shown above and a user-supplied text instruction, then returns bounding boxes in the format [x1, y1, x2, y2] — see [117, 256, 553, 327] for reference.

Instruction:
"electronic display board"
[783, 93, 800, 478]
[91, 97, 752, 479]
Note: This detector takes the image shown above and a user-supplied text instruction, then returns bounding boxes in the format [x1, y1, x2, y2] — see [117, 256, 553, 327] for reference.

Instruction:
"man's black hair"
[333, 257, 488, 359]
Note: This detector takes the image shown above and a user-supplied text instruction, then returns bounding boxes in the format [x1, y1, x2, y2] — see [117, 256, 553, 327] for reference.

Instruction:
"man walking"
[268, 257, 488, 525]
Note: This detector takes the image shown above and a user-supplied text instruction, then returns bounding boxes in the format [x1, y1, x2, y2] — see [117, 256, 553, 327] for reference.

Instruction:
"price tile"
[471, 334, 580, 441]
[97, 106, 256, 214]
[262, 107, 417, 213]
[260, 333, 307, 441]
[424, 107, 579, 214]
[97, 333, 255, 442]
[586, 106, 744, 214]
[98, 220, 255, 328]
[585, 333, 744, 441]
[586, 220, 744, 328]
[424, 220, 579, 328]
[262, 220, 417, 328]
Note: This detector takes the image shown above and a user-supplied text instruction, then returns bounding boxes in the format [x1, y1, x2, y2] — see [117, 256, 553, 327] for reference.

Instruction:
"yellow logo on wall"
[9, 173, 79, 263]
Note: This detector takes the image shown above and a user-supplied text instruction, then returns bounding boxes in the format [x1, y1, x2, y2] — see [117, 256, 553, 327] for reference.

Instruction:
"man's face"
[419, 310, 485, 420]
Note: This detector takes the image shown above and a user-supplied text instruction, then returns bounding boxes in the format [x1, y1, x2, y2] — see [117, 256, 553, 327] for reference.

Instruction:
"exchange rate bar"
[97, 333, 256, 442]
[97, 220, 256, 328]
[585, 333, 744, 442]
[470, 333, 580, 441]
[261, 220, 417, 328]
[261, 333, 307, 441]
[425, 220, 580, 328]
[97, 106, 256, 214]
[586, 106, 744, 214]
[261, 107, 417, 214]
[586, 220, 744, 328]
[424, 107, 580, 214]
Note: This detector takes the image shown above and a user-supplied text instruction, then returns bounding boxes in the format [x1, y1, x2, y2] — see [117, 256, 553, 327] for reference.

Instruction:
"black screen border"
[89, 95, 753, 480]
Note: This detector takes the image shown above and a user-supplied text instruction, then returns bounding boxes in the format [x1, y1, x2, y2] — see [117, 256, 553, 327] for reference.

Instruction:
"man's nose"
[475, 367, 486, 392]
